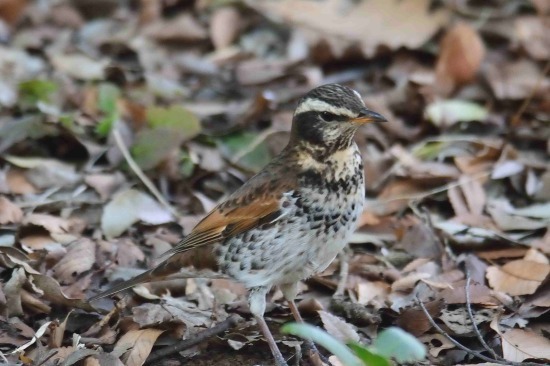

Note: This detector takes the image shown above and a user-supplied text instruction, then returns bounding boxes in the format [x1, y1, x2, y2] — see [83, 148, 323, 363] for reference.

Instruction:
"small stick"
[415, 296, 504, 364]
[145, 315, 241, 364]
[465, 270, 501, 360]
[112, 128, 179, 218]
[415, 296, 542, 366]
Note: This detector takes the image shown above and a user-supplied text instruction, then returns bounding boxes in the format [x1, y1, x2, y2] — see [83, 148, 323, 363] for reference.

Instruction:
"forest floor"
[0, 0, 549, 365]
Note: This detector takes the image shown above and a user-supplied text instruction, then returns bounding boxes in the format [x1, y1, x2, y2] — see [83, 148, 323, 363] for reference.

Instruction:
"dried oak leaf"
[435, 23, 485, 94]
[101, 189, 173, 238]
[514, 16, 550, 61]
[30, 274, 96, 312]
[485, 59, 550, 100]
[0, 195, 23, 224]
[210, 6, 242, 50]
[319, 310, 360, 343]
[22, 213, 71, 234]
[51, 238, 96, 285]
[494, 326, 550, 362]
[249, 0, 449, 57]
[486, 260, 550, 296]
[112, 328, 164, 366]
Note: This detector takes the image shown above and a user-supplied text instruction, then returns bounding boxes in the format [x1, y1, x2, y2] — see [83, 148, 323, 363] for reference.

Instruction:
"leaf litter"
[0, 0, 549, 365]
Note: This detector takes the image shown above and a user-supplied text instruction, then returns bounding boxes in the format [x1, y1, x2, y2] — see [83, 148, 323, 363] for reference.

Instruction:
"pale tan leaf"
[112, 329, 163, 366]
[210, 6, 242, 50]
[486, 260, 550, 296]
[0, 195, 23, 224]
[250, 0, 449, 57]
[318, 310, 360, 343]
[51, 238, 96, 285]
[356, 281, 390, 306]
[435, 23, 485, 93]
[500, 328, 550, 362]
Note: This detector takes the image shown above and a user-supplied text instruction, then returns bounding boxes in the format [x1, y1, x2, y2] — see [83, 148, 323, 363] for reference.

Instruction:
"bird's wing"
[89, 166, 296, 302]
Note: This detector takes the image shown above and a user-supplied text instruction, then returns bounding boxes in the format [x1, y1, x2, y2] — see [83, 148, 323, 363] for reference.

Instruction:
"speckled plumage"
[90, 84, 386, 366]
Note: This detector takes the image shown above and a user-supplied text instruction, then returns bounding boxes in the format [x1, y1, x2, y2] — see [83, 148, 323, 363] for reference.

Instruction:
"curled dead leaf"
[435, 23, 485, 94]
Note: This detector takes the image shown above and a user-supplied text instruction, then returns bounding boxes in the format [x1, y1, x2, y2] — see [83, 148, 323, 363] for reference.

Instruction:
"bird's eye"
[320, 111, 336, 121]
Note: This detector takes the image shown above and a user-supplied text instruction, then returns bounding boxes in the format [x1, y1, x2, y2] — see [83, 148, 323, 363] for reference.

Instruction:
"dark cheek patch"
[294, 113, 325, 144]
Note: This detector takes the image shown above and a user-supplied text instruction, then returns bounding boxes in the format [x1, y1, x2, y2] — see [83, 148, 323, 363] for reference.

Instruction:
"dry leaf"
[144, 13, 208, 42]
[499, 328, 550, 362]
[439, 307, 495, 335]
[356, 281, 389, 306]
[435, 23, 485, 94]
[250, 0, 449, 57]
[319, 310, 360, 343]
[101, 189, 173, 238]
[0, 195, 23, 224]
[30, 274, 97, 312]
[112, 328, 163, 366]
[486, 260, 550, 296]
[22, 213, 72, 234]
[514, 16, 550, 60]
[486, 59, 550, 100]
[419, 333, 455, 357]
[51, 238, 96, 285]
[210, 6, 242, 50]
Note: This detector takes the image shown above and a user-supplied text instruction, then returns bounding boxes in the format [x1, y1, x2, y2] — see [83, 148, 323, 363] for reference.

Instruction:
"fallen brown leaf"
[486, 260, 550, 296]
[250, 0, 449, 57]
[112, 328, 164, 366]
[51, 238, 96, 285]
[0, 195, 23, 224]
[435, 23, 485, 94]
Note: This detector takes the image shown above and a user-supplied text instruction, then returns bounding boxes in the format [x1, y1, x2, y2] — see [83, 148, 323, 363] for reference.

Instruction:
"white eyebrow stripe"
[294, 98, 356, 117]
[352, 89, 364, 103]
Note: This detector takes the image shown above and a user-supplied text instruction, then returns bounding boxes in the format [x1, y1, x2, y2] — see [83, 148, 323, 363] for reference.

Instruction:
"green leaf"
[217, 131, 271, 172]
[180, 150, 195, 178]
[348, 343, 390, 366]
[19, 79, 58, 104]
[425, 99, 488, 127]
[95, 83, 120, 137]
[281, 323, 362, 366]
[411, 140, 446, 160]
[371, 327, 426, 363]
[98, 83, 120, 115]
[146, 105, 201, 133]
[130, 105, 201, 169]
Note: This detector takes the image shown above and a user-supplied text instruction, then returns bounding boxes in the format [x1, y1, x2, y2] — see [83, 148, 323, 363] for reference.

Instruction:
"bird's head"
[290, 84, 386, 151]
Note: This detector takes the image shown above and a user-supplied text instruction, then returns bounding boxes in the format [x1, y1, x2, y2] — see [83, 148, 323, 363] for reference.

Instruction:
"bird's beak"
[351, 108, 387, 124]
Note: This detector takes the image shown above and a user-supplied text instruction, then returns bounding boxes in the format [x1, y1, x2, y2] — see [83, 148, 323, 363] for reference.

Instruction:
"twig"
[465, 270, 500, 360]
[415, 297, 543, 366]
[112, 128, 179, 218]
[145, 315, 242, 364]
[415, 296, 504, 364]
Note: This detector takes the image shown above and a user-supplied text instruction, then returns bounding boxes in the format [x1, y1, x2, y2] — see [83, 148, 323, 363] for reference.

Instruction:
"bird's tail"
[88, 257, 183, 302]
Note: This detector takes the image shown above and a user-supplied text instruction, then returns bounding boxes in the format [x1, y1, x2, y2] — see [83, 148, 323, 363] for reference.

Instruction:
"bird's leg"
[249, 287, 288, 366]
[281, 283, 329, 366]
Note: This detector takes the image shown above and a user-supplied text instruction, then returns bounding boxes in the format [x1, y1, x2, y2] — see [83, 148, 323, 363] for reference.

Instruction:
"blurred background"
[0, 0, 549, 365]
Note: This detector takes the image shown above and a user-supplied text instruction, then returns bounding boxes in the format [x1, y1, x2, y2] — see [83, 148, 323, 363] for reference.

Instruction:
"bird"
[89, 83, 386, 366]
